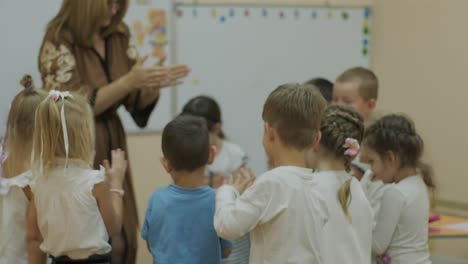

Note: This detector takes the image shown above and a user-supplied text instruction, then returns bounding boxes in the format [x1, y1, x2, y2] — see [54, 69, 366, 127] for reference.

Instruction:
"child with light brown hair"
[307, 105, 373, 264]
[0, 76, 47, 263]
[27, 90, 127, 264]
[214, 83, 328, 264]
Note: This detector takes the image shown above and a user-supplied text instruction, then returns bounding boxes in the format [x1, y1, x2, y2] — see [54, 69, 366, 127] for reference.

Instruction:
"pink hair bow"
[343, 137, 360, 156]
[376, 254, 391, 264]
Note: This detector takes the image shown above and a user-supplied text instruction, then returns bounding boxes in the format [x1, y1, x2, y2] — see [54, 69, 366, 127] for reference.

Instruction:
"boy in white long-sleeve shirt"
[214, 83, 328, 264]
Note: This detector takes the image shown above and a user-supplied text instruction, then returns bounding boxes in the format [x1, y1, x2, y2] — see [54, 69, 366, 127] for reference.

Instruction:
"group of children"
[141, 67, 433, 264]
[0, 67, 433, 264]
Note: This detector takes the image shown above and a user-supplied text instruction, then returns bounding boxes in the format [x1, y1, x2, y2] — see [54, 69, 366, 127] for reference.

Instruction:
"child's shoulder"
[0, 170, 32, 194]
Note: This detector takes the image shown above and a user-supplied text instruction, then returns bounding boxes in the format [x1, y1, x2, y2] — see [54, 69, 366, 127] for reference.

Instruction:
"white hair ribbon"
[47, 90, 73, 167]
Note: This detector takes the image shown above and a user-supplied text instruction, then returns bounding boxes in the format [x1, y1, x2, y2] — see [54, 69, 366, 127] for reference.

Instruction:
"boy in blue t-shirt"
[142, 115, 232, 264]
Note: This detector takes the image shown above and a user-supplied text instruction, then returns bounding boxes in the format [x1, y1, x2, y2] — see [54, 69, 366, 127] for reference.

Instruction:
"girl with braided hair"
[361, 114, 433, 264]
[306, 105, 373, 264]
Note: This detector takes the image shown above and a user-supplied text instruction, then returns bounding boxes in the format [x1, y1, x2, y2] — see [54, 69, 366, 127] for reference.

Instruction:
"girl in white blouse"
[306, 105, 373, 264]
[360, 114, 434, 264]
[0, 76, 46, 264]
[26, 91, 127, 264]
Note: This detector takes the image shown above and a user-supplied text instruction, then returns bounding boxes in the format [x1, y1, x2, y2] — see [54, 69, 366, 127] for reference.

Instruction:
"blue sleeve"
[220, 238, 232, 249]
[141, 193, 155, 241]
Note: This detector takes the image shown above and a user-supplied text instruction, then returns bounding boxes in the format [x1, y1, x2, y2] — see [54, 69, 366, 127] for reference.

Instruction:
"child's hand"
[103, 149, 127, 188]
[227, 168, 255, 194]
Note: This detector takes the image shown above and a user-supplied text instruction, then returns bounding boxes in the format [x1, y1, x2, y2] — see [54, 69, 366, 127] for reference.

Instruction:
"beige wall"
[371, 0, 468, 207]
[129, 0, 468, 262]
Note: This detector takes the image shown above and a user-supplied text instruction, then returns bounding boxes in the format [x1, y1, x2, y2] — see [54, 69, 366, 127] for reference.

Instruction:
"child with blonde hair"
[27, 90, 126, 264]
[306, 105, 373, 263]
[0, 76, 47, 263]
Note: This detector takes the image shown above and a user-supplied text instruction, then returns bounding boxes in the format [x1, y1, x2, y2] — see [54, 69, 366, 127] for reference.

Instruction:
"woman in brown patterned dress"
[37, 1, 190, 263]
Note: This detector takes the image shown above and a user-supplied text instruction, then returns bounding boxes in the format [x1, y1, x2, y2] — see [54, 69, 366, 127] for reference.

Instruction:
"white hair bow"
[47, 90, 73, 166]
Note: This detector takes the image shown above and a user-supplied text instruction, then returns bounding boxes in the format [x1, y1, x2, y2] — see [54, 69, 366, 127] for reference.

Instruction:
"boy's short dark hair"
[262, 83, 327, 151]
[162, 115, 210, 171]
[305, 78, 333, 103]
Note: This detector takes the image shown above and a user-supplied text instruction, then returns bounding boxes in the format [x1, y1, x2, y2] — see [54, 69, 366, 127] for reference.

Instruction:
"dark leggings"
[50, 253, 111, 264]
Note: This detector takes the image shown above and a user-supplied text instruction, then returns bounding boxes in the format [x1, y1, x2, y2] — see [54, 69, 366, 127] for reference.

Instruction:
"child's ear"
[212, 122, 223, 134]
[264, 122, 275, 142]
[385, 150, 398, 167]
[367, 98, 377, 111]
[311, 131, 322, 152]
[207, 146, 216, 165]
[160, 157, 172, 173]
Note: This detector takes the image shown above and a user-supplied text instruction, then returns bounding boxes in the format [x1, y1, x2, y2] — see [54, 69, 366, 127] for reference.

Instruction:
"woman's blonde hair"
[2, 76, 47, 178]
[47, 0, 129, 46]
[32, 91, 95, 175]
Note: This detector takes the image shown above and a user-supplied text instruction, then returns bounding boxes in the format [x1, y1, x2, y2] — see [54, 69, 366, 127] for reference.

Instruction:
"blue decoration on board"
[364, 7, 371, 19]
[294, 9, 300, 19]
[363, 38, 369, 46]
[262, 8, 268, 17]
[192, 8, 197, 17]
[229, 8, 235, 17]
[220, 15, 226, 22]
[311, 11, 318, 19]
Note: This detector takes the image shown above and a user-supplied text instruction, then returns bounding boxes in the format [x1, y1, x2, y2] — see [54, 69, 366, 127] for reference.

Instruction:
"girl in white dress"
[0, 76, 46, 264]
[307, 105, 373, 264]
[26, 90, 127, 264]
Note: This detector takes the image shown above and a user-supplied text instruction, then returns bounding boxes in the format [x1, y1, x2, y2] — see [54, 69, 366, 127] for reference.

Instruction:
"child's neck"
[273, 147, 308, 168]
[2, 157, 29, 178]
[315, 155, 346, 172]
[172, 167, 207, 189]
[394, 166, 419, 183]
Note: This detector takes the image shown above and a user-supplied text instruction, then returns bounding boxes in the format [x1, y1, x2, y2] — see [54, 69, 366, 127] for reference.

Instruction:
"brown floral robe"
[38, 24, 157, 264]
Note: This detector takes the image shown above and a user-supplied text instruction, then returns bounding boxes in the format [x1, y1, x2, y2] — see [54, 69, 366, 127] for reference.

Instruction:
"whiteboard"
[174, 5, 371, 174]
[0, 0, 173, 135]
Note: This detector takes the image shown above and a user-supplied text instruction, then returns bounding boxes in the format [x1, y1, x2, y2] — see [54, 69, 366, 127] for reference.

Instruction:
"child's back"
[32, 160, 111, 259]
[0, 78, 46, 263]
[142, 185, 226, 264]
[314, 171, 372, 263]
[0, 171, 31, 263]
[142, 115, 231, 264]
[215, 84, 328, 264]
[216, 166, 327, 263]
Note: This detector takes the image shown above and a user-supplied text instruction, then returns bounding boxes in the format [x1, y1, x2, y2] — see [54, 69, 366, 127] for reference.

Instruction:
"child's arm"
[93, 149, 127, 236]
[220, 239, 232, 259]
[372, 186, 403, 255]
[215, 168, 272, 241]
[26, 198, 47, 264]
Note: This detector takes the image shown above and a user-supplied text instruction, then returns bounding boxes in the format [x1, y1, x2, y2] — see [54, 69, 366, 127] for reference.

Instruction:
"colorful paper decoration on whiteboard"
[131, 9, 168, 60]
[311, 11, 318, 19]
[294, 9, 300, 19]
[362, 7, 371, 56]
[176, 6, 370, 58]
[342, 11, 349, 20]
